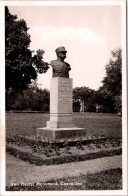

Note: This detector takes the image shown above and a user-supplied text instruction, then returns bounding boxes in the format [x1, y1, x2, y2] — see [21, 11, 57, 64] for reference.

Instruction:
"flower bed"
[6, 134, 122, 166]
[6, 134, 121, 149]
[6, 143, 122, 166]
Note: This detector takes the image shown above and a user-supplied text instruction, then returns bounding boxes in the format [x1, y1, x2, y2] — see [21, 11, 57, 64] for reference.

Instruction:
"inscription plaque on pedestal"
[47, 77, 74, 128]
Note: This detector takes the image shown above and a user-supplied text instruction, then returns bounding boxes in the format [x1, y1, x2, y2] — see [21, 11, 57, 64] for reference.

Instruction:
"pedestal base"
[47, 121, 75, 128]
[36, 127, 86, 139]
[36, 78, 86, 139]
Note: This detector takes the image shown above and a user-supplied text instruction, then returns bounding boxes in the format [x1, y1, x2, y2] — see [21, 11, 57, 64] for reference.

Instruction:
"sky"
[8, 4, 121, 90]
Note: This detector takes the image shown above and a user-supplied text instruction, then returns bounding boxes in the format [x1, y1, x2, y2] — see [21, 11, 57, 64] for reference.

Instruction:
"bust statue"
[50, 46, 71, 78]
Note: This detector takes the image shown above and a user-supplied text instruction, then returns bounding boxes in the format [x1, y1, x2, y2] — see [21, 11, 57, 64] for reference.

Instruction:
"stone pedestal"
[36, 77, 86, 139]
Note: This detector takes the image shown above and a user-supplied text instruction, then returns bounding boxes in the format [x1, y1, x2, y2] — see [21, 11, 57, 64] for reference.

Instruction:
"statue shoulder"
[64, 61, 70, 66]
[50, 60, 63, 71]
[50, 60, 58, 69]
[64, 61, 71, 70]
[50, 60, 57, 66]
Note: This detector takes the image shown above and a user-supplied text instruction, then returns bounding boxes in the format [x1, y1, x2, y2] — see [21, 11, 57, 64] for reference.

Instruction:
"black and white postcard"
[0, 0, 127, 196]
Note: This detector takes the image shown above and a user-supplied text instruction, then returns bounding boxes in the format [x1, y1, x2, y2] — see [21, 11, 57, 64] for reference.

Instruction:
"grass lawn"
[6, 112, 122, 191]
[43, 168, 122, 191]
[6, 112, 122, 139]
[6, 168, 122, 191]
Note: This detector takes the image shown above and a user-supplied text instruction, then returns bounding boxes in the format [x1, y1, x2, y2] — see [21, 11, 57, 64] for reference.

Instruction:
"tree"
[73, 87, 96, 112]
[5, 6, 49, 92]
[93, 88, 116, 113]
[101, 48, 122, 113]
[102, 48, 122, 96]
[6, 86, 50, 111]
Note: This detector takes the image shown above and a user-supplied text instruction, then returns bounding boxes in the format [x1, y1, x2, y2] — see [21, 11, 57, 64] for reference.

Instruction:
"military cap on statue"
[55, 46, 67, 54]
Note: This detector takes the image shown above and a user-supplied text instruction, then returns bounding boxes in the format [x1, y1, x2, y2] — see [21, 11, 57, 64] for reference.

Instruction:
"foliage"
[6, 131, 122, 166]
[73, 48, 122, 113]
[93, 89, 116, 113]
[6, 134, 122, 151]
[6, 86, 50, 111]
[114, 95, 122, 114]
[73, 87, 96, 112]
[102, 48, 122, 96]
[101, 48, 122, 113]
[6, 141, 122, 166]
[32, 49, 49, 74]
[73, 87, 95, 103]
[5, 6, 49, 92]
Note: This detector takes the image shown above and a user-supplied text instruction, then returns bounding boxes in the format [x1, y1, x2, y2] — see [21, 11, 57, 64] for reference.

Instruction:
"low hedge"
[6, 144, 122, 166]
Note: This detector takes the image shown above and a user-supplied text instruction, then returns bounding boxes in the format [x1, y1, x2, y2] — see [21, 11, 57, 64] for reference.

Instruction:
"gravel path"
[6, 154, 122, 187]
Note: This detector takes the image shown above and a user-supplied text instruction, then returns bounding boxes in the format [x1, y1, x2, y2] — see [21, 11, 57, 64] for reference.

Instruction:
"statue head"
[55, 46, 67, 60]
